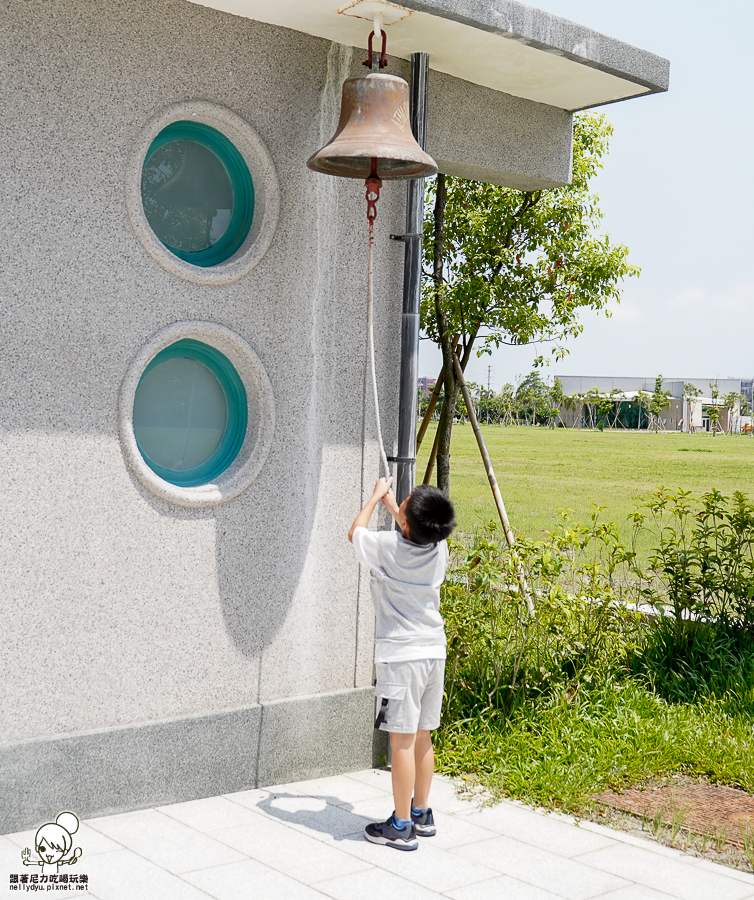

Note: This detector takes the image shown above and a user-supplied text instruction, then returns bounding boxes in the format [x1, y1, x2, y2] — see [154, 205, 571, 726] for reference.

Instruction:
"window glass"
[141, 122, 254, 267]
[133, 340, 247, 486]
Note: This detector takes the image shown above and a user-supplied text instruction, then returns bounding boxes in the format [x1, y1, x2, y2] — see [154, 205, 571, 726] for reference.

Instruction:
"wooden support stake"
[416, 334, 459, 453]
[416, 377, 443, 452]
[453, 352, 535, 616]
[423, 424, 441, 485]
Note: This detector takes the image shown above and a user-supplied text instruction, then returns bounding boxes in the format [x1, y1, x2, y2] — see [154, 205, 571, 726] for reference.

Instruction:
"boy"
[349, 477, 456, 851]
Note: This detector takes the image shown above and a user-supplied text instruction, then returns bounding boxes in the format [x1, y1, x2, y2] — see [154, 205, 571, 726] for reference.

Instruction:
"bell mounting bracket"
[363, 29, 388, 69]
[390, 233, 422, 242]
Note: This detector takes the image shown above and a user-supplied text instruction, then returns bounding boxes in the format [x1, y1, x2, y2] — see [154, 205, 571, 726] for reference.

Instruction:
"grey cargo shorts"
[374, 658, 446, 734]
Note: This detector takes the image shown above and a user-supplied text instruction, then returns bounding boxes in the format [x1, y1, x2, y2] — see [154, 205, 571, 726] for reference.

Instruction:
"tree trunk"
[436, 384, 458, 495]
[432, 174, 456, 496]
[429, 174, 480, 496]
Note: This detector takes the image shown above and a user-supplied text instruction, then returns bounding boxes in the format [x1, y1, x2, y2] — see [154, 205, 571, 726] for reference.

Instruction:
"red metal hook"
[362, 30, 388, 69]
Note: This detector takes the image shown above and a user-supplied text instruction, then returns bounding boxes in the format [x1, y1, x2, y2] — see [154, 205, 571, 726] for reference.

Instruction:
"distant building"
[419, 377, 437, 397]
[558, 376, 747, 433]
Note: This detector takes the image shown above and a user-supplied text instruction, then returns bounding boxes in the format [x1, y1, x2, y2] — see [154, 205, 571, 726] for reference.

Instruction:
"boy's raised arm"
[348, 477, 392, 542]
[381, 487, 406, 531]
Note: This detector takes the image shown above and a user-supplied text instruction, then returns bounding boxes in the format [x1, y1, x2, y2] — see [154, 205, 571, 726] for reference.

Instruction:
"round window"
[141, 122, 254, 267]
[133, 339, 247, 487]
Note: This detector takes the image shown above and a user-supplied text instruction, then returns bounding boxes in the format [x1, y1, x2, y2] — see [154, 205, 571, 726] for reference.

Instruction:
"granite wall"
[0, 0, 575, 831]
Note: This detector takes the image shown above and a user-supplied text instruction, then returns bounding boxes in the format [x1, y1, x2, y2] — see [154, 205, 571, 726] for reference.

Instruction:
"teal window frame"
[142, 121, 255, 268]
[134, 339, 248, 487]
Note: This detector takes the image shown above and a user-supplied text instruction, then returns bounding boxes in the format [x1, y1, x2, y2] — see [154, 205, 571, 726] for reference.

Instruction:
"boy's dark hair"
[404, 485, 456, 546]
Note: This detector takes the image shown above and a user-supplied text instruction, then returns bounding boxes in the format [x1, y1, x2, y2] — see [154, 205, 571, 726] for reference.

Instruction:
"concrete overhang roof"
[187, 0, 669, 111]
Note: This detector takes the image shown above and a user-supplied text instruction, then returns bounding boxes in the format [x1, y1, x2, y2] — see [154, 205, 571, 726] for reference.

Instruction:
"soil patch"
[586, 775, 754, 873]
[594, 775, 754, 848]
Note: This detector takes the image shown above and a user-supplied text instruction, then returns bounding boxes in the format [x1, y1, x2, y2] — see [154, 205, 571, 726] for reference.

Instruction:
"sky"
[418, 0, 754, 392]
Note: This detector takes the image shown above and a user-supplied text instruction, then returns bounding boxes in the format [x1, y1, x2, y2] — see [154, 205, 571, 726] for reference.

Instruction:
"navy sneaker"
[364, 814, 419, 851]
[411, 806, 436, 837]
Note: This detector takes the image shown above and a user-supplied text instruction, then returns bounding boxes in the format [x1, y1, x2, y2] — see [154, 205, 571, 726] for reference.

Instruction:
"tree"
[635, 390, 651, 430]
[722, 391, 743, 434]
[477, 385, 497, 425]
[708, 381, 721, 436]
[491, 383, 515, 426]
[550, 377, 565, 427]
[563, 392, 584, 428]
[583, 387, 602, 429]
[649, 375, 672, 432]
[422, 113, 639, 493]
[609, 388, 626, 428]
[418, 386, 431, 420]
[515, 371, 552, 425]
[682, 382, 702, 433]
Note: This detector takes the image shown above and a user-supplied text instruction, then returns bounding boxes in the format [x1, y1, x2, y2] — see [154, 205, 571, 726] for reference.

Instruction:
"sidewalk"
[3, 768, 754, 900]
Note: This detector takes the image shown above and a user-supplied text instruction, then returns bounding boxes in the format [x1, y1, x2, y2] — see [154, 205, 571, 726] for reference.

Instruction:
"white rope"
[367, 221, 391, 479]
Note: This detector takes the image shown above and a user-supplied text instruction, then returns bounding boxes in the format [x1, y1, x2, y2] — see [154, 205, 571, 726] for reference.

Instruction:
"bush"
[437, 489, 754, 808]
[633, 617, 754, 706]
[442, 510, 642, 719]
[641, 487, 754, 627]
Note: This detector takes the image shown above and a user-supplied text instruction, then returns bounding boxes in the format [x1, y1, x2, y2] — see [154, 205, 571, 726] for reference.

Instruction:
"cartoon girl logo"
[22, 811, 83, 874]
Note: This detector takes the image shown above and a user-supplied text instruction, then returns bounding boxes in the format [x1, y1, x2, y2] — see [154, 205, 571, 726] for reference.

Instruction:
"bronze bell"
[307, 72, 437, 180]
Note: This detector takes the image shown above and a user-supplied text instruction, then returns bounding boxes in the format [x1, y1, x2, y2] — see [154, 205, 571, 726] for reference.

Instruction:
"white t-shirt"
[352, 526, 448, 663]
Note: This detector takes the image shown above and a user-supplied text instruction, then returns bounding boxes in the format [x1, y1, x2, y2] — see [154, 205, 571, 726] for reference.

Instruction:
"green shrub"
[632, 617, 754, 707]
[437, 489, 754, 808]
[642, 487, 754, 627]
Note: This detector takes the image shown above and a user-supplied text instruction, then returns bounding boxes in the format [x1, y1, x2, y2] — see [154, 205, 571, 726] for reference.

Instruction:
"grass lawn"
[419, 424, 754, 554]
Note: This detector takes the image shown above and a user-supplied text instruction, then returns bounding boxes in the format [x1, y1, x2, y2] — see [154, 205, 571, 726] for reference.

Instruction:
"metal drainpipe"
[394, 52, 429, 508]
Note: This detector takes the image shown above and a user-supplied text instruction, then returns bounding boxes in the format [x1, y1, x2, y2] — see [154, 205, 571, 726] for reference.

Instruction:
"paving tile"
[210, 816, 371, 884]
[6, 824, 108, 857]
[463, 802, 617, 857]
[283, 773, 392, 807]
[248, 792, 372, 842]
[444, 874, 565, 900]
[452, 834, 629, 899]
[347, 797, 498, 850]
[415, 813, 502, 852]
[2, 820, 123, 864]
[1, 835, 25, 897]
[343, 769, 395, 792]
[595, 886, 694, 900]
[575, 844, 753, 900]
[1, 834, 23, 868]
[418, 777, 483, 817]
[259, 782, 308, 795]
[331, 834, 499, 893]
[689, 858, 754, 886]
[577, 821, 691, 860]
[2, 828, 37, 849]
[86, 808, 245, 875]
[184, 857, 329, 900]
[346, 795, 397, 823]
[78, 848, 214, 900]
[314, 865, 448, 899]
[157, 795, 266, 833]
[221, 787, 271, 808]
